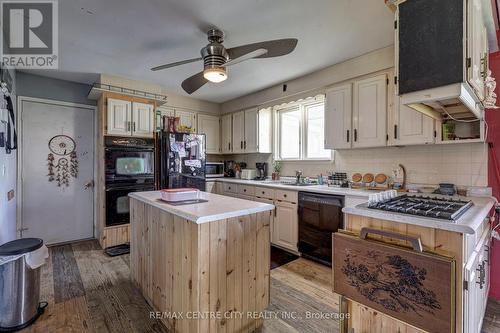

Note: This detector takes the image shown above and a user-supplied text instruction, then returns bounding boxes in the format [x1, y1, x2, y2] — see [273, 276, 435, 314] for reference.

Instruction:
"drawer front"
[275, 189, 298, 203]
[237, 184, 255, 196]
[223, 183, 238, 194]
[255, 186, 275, 199]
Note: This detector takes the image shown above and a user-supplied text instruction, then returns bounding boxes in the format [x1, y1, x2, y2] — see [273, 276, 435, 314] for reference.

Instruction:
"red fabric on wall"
[487, 51, 500, 300]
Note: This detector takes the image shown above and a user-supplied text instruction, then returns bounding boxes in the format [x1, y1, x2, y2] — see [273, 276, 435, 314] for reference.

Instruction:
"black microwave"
[205, 162, 224, 178]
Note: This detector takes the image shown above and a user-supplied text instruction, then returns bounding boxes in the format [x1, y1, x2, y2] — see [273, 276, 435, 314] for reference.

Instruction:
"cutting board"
[333, 231, 455, 333]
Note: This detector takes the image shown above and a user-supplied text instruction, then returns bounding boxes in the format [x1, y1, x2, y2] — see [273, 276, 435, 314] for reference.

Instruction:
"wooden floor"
[20, 240, 500, 333]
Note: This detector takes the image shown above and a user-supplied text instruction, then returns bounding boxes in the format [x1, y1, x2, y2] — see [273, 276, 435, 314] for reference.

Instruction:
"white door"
[352, 74, 387, 148]
[175, 109, 197, 132]
[244, 108, 259, 153]
[273, 201, 298, 252]
[132, 102, 154, 137]
[197, 114, 220, 154]
[389, 97, 434, 146]
[107, 98, 131, 136]
[19, 98, 95, 245]
[221, 114, 232, 154]
[325, 84, 352, 149]
[232, 111, 245, 153]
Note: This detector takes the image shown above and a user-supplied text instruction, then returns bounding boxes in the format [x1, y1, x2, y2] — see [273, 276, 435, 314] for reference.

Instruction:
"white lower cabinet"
[273, 200, 298, 253]
[254, 196, 275, 244]
[464, 227, 491, 333]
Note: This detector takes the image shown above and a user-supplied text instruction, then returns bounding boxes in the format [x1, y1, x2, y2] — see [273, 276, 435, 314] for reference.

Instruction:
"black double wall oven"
[105, 137, 155, 227]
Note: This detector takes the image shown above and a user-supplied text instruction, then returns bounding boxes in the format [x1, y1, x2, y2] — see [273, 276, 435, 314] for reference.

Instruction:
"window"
[275, 96, 331, 161]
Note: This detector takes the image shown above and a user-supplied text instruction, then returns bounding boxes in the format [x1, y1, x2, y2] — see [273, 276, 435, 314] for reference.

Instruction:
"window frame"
[274, 96, 332, 162]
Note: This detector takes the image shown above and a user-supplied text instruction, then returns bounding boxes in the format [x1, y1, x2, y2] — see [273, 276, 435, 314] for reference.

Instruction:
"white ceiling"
[29, 0, 394, 103]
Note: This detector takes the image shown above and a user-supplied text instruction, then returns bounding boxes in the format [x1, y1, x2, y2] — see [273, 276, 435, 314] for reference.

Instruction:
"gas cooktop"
[367, 195, 474, 221]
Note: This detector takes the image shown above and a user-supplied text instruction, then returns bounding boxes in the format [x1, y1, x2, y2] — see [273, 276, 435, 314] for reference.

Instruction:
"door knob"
[84, 180, 94, 189]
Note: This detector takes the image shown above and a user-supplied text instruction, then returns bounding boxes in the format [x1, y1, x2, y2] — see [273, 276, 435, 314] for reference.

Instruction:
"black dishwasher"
[298, 192, 344, 266]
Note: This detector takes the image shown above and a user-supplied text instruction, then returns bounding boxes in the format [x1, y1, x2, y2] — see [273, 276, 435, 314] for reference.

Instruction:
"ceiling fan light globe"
[203, 67, 227, 83]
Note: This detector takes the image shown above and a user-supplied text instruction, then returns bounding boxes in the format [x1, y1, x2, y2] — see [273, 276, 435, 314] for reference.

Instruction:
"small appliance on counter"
[224, 160, 236, 177]
[328, 172, 348, 187]
[255, 162, 268, 180]
[433, 183, 457, 196]
[205, 162, 224, 178]
[241, 169, 257, 180]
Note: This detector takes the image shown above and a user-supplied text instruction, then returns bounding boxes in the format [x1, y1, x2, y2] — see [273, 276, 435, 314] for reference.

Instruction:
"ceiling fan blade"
[151, 57, 202, 71]
[226, 38, 298, 60]
[224, 48, 268, 67]
[181, 71, 208, 94]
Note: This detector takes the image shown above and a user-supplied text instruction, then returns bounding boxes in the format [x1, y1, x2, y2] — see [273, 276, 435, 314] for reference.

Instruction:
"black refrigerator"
[157, 132, 206, 190]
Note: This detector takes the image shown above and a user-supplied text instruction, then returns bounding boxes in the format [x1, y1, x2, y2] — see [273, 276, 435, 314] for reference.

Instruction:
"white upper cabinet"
[175, 109, 197, 132]
[107, 98, 132, 136]
[221, 114, 232, 154]
[257, 108, 272, 153]
[197, 114, 220, 154]
[467, 0, 487, 101]
[325, 84, 352, 149]
[131, 102, 154, 137]
[232, 111, 245, 153]
[389, 97, 434, 146]
[244, 108, 259, 153]
[352, 74, 387, 148]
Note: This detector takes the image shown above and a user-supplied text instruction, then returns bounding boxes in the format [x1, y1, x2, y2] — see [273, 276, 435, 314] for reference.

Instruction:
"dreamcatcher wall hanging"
[47, 135, 78, 187]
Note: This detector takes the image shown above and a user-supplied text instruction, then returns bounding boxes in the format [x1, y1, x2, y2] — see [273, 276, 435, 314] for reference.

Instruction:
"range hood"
[400, 83, 484, 121]
[395, 0, 492, 122]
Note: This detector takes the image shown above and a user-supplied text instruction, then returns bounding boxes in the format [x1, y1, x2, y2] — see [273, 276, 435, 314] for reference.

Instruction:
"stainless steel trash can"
[0, 238, 47, 332]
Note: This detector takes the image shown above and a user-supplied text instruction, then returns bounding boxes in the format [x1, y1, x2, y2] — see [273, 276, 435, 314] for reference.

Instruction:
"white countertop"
[209, 177, 495, 234]
[342, 195, 495, 234]
[209, 177, 371, 198]
[129, 191, 274, 224]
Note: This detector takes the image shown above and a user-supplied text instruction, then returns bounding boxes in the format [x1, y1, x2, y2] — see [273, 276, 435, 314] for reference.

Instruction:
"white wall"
[0, 68, 16, 245]
[99, 74, 221, 114]
[221, 46, 394, 113]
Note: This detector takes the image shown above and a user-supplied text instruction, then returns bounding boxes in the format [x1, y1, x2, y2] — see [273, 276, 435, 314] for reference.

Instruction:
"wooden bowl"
[375, 173, 387, 184]
[352, 173, 362, 183]
[362, 173, 374, 183]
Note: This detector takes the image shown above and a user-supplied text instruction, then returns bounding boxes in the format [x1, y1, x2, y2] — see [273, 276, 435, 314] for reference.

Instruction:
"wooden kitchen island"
[128, 191, 274, 333]
[338, 195, 495, 333]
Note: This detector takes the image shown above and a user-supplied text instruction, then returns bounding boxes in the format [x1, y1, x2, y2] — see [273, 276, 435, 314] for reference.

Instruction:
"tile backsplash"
[209, 142, 488, 187]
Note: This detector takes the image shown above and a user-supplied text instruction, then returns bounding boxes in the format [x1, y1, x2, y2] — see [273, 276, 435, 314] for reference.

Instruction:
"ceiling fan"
[151, 29, 298, 94]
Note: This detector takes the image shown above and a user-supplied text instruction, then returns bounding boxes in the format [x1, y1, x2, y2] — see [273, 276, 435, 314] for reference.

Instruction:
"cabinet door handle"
[360, 227, 423, 252]
[228, 142, 231, 151]
[394, 124, 398, 139]
[240, 141, 243, 149]
[346, 129, 350, 143]
[354, 129, 357, 142]
[244, 141, 246, 149]
[133, 122, 136, 132]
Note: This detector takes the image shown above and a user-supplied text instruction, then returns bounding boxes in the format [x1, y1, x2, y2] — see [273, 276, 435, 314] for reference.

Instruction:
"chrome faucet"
[295, 170, 303, 184]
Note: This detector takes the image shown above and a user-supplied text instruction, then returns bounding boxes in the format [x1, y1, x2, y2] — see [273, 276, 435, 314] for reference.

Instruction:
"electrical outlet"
[7, 189, 14, 201]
